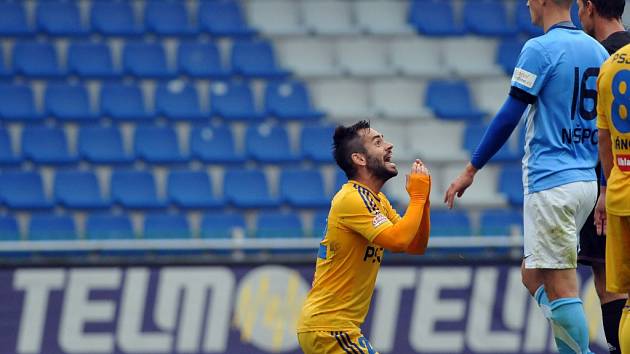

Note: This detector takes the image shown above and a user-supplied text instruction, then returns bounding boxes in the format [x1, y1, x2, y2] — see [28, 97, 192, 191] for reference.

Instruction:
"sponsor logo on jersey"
[512, 67, 537, 89]
[617, 154, 630, 171]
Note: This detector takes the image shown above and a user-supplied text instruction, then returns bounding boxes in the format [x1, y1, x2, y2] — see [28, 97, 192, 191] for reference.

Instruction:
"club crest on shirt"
[372, 213, 387, 228]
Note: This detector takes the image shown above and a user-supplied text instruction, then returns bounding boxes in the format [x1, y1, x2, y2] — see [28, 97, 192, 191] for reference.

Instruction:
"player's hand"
[594, 188, 607, 236]
[406, 159, 431, 200]
[444, 163, 477, 209]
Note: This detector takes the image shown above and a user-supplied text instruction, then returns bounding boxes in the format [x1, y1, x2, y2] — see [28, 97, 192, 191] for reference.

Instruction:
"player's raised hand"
[444, 163, 477, 209]
[406, 159, 431, 200]
[594, 188, 607, 236]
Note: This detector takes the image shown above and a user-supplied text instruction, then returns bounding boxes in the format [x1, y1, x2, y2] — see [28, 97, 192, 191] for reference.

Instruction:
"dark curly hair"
[333, 120, 370, 180]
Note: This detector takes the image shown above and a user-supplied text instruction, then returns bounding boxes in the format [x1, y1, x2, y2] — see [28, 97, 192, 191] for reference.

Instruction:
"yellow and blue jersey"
[597, 44, 630, 216]
[297, 180, 400, 332]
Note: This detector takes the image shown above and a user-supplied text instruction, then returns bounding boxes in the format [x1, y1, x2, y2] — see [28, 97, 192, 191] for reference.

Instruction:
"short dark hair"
[333, 120, 370, 180]
[582, 0, 625, 19]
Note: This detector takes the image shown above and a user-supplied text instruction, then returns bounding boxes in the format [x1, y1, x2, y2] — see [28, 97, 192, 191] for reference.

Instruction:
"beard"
[367, 154, 398, 182]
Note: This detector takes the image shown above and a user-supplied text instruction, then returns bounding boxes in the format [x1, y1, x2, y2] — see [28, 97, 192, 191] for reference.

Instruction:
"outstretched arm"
[444, 94, 529, 208]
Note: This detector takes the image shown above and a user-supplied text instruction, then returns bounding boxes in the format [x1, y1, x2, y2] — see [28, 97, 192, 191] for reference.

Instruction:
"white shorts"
[523, 181, 597, 269]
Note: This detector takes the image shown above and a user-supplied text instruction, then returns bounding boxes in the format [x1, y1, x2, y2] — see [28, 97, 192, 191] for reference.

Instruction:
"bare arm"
[599, 129, 613, 180]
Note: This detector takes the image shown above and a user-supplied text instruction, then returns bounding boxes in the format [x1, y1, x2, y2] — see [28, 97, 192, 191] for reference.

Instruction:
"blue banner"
[0, 264, 609, 354]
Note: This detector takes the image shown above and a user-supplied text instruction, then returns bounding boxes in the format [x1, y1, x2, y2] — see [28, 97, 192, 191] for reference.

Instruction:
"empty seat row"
[313, 79, 488, 122]
[0, 124, 334, 165]
[2, 39, 288, 79]
[0, 80, 323, 123]
[0, 78, 494, 124]
[250, 0, 555, 37]
[247, 0, 413, 36]
[0, 1, 254, 38]
[0, 211, 323, 242]
[278, 36, 523, 79]
[0, 207, 523, 244]
[248, 0, 544, 37]
[0, 168, 335, 210]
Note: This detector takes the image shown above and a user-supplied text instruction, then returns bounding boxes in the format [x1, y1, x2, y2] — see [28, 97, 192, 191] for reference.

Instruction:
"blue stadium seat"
[199, 1, 256, 37]
[246, 124, 300, 164]
[335, 169, 348, 192]
[0, 216, 20, 241]
[0, 46, 10, 79]
[280, 169, 330, 209]
[200, 212, 246, 238]
[0, 171, 52, 210]
[480, 209, 522, 236]
[22, 126, 78, 165]
[190, 125, 245, 164]
[497, 39, 525, 76]
[231, 40, 290, 79]
[0, 3, 33, 37]
[265, 81, 324, 121]
[134, 126, 187, 164]
[29, 215, 77, 241]
[86, 214, 134, 240]
[312, 210, 329, 238]
[45, 83, 98, 123]
[0, 84, 42, 122]
[54, 171, 109, 210]
[144, 213, 190, 239]
[256, 211, 304, 238]
[111, 170, 166, 209]
[78, 127, 133, 164]
[123, 42, 174, 78]
[100, 83, 152, 121]
[0, 128, 20, 166]
[167, 170, 223, 209]
[426, 80, 486, 121]
[224, 169, 279, 208]
[463, 0, 517, 37]
[13, 42, 64, 78]
[145, 1, 196, 36]
[408, 1, 464, 36]
[155, 82, 206, 121]
[177, 42, 231, 78]
[463, 123, 519, 162]
[91, 2, 143, 36]
[68, 42, 117, 78]
[36, 2, 88, 36]
[301, 124, 335, 164]
[209, 81, 264, 121]
[499, 165, 524, 206]
[430, 210, 472, 236]
[515, 2, 543, 36]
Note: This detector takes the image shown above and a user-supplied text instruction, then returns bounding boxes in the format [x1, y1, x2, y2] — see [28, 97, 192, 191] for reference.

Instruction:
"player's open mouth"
[384, 154, 395, 167]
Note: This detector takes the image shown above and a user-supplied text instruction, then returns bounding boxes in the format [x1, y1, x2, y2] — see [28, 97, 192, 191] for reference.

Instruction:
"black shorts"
[577, 206, 606, 266]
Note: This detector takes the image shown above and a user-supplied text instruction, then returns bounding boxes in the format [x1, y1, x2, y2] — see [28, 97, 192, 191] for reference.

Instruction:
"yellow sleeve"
[336, 191, 394, 243]
[597, 62, 611, 130]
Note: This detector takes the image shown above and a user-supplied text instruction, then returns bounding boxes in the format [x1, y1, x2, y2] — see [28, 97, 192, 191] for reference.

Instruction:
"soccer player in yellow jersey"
[297, 120, 431, 354]
[596, 44, 630, 353]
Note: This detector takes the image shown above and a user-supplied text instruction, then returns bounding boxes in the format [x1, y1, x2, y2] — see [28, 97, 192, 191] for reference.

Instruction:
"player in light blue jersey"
[444, 0, 609, 353]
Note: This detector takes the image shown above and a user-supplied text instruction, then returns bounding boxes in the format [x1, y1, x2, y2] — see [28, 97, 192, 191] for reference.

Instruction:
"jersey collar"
[547, 21, 577, 32]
